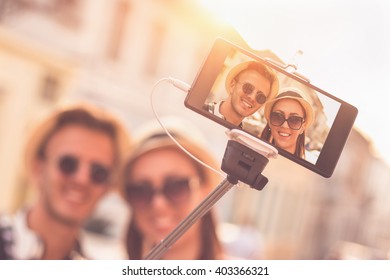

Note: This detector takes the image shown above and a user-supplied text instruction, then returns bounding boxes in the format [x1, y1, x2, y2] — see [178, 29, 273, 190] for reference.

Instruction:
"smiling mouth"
[63, 187, 87, 204]
[153, 217, 176, 233]
[278, 131, 291, 137]
[241, 99, 253, 109]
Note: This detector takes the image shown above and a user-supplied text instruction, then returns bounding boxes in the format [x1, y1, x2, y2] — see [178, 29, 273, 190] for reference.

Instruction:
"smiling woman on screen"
[260, 88, 314, 159]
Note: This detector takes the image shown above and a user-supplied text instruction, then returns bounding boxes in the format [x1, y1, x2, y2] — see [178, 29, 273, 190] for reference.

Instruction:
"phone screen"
[185, 38, 358, 177]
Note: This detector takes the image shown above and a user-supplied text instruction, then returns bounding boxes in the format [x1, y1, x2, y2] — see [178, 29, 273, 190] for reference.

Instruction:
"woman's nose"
[150, 190, 170, 208]
[281, 119, 290, 128]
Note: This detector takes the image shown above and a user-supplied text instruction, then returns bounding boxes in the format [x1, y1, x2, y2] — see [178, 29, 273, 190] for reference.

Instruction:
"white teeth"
[279, 132, 290, 137]
[242, 100, 252, 108]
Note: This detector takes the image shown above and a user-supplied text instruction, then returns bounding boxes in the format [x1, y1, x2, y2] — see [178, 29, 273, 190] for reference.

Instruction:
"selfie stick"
[144, 129, 278, 260]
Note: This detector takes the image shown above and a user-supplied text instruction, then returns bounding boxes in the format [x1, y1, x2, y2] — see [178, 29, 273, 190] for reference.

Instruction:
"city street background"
[0, 0, 389, 259]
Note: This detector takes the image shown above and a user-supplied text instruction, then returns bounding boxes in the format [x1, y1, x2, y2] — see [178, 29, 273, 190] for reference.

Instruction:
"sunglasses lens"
[270, 112, 285, 126]
[163, 178, 192, 204]
[256, 93, 267, 104]
[126, 183, 153, 207]
[125, 177, 193, 207]
[58, 155, 78, 175]
[91, 164, 110, 184]
[58, 155, 110, 185]
[242, 83, 255, 95]
[270, 112, 303, 130]
[288, 116, 303, 130]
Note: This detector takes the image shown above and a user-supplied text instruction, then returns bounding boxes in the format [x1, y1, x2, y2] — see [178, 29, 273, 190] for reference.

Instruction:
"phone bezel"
[184, 37, 358, 178]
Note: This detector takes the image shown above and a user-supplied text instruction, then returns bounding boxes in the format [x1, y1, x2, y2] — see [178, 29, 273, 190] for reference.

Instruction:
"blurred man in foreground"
[0, 103, 130, 259]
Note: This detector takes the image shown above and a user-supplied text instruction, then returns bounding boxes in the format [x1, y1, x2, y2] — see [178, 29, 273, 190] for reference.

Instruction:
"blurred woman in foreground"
[121, 117, 224, 259]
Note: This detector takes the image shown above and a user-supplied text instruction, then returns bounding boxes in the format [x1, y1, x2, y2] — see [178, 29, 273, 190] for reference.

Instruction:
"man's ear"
[229, 79, 237, 94]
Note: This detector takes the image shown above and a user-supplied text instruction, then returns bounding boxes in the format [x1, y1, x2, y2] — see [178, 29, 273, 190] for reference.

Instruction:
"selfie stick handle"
[144, 129, 278, 260]
[143, 176, 237, 260]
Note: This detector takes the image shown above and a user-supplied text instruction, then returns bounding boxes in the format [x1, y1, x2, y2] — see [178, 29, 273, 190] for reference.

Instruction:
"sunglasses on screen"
[270, 112, 304, 130]
[238, 82, 267, 104]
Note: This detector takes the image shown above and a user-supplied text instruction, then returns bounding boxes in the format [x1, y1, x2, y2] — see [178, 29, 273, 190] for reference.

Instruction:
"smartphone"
[184, 37, 358, 178]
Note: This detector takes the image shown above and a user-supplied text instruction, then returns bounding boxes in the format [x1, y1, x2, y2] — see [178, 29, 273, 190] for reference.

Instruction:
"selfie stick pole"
[144, 129, 278, 260]
[144, 177, 235, 260]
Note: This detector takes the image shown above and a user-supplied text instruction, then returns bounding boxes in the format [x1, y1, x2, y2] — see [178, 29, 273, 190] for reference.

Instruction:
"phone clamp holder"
[264, 57, 310, 83]
[143, 129, 278, 260]
[223, 129, 277, 191]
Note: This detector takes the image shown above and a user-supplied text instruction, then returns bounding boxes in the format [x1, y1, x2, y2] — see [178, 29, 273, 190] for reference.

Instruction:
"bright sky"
[199, 0, 390, 165]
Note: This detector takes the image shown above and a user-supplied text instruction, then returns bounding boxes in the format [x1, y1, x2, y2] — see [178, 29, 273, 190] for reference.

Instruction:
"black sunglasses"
[238, 82, 267, 104]
[58, 155, 111, 185]
[125, 177, 197, 208]
[270, 112, 304, 130]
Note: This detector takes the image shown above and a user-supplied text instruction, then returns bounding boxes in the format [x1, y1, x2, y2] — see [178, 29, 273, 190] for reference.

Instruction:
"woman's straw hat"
[264, 87, 314, 129]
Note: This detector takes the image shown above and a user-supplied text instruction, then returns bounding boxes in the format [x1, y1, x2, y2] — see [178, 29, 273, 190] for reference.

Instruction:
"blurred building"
[0, 0, 242, 212]
[225, 128, 390, 259]
[0, 0, 389, 259]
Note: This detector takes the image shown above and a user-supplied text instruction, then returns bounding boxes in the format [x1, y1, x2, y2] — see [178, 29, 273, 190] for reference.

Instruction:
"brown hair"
[36, 109, 117, 159]
[125, 205, 222, 259]
[260, 123, 306, 159]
